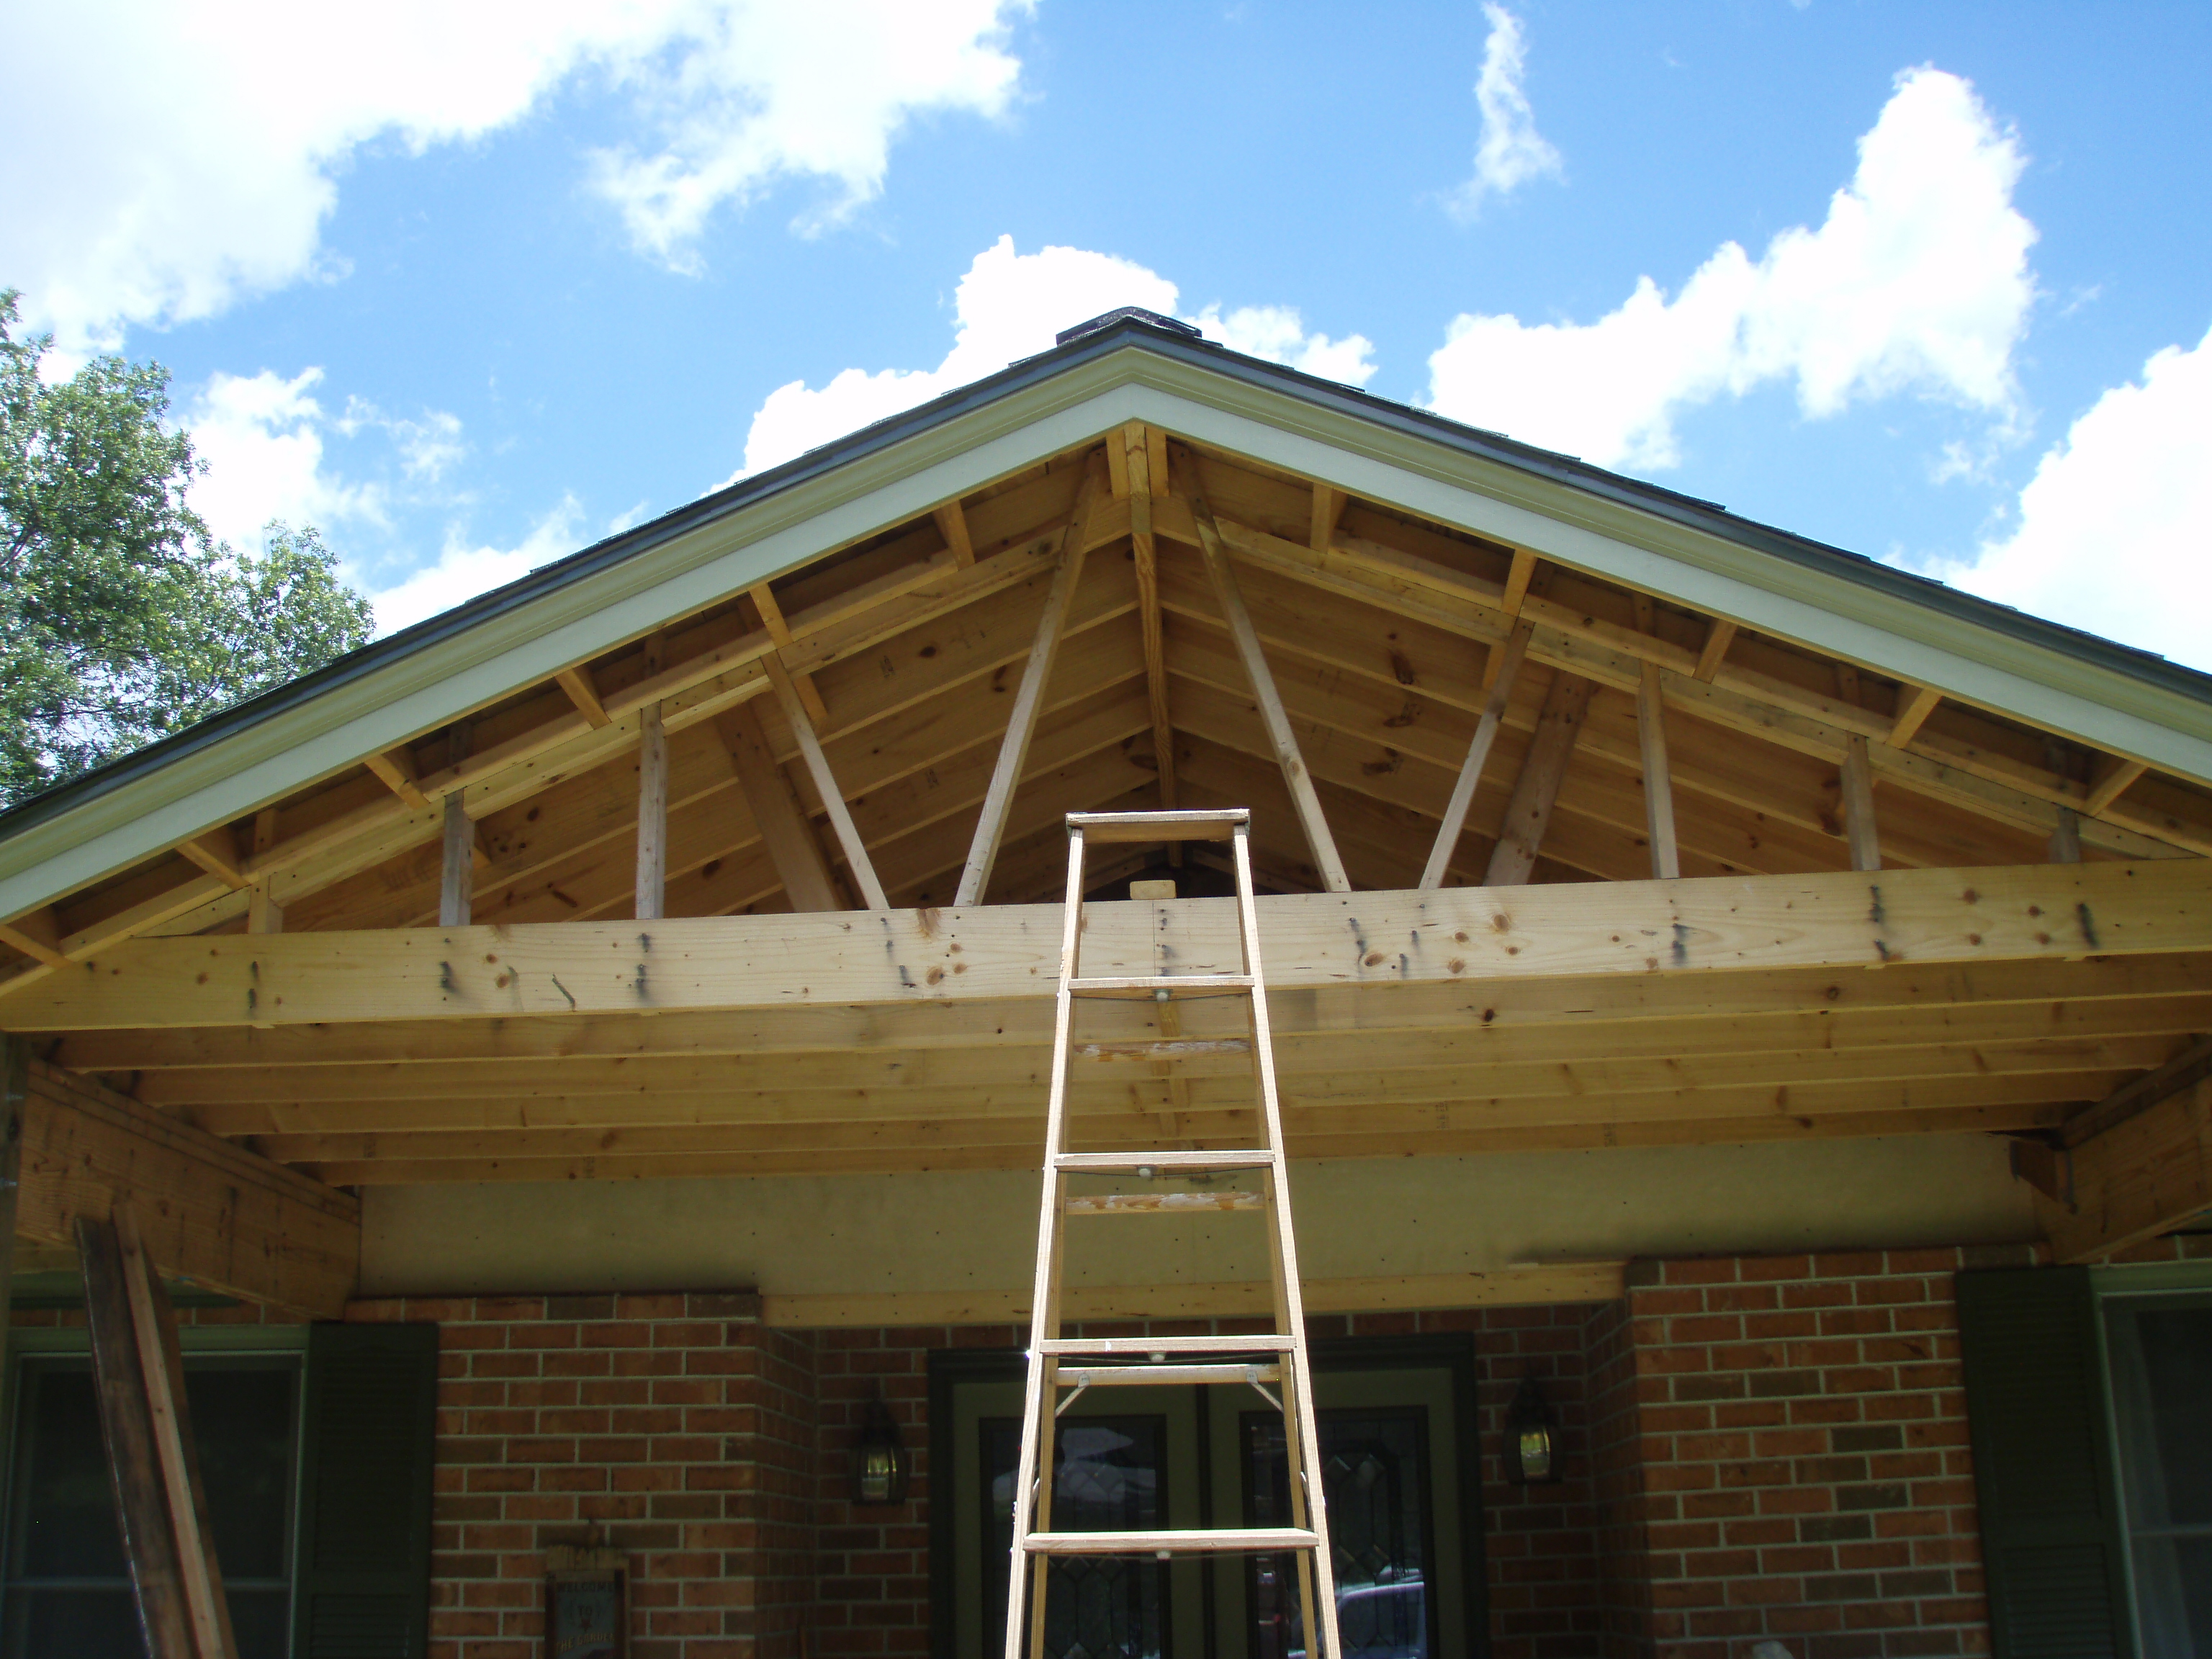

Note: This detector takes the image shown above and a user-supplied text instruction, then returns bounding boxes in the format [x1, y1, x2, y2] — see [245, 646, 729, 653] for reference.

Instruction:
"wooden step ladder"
[1002, 807, 1341, 1659]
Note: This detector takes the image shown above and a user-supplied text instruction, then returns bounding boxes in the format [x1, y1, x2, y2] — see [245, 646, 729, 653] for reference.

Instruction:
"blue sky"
[6, 2, 2210, 663]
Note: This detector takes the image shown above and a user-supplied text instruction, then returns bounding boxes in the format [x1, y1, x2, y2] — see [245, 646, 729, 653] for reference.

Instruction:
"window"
[2104, 1292, 2212, 1658]
[0, 1321, 439, 1659]
[1, 1354, 301, 1659]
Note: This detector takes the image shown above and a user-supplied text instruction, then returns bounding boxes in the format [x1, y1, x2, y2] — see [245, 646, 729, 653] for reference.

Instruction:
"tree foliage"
[0, 290, 372, 806]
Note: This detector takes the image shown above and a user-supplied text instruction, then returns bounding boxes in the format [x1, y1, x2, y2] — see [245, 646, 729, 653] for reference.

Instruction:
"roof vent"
[1055, 307, 1202, 346]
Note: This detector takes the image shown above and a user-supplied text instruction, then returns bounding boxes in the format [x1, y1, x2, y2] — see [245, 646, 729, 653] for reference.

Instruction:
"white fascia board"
[1107, 358, 2212, 782]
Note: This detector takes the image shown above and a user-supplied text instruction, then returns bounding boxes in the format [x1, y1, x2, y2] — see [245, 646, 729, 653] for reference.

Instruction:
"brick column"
[1588, 1251, 1991, 1659]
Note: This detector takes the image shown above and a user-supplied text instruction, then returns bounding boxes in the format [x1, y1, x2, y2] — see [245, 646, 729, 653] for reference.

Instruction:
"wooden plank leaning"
[78, 1199, 240, 1659]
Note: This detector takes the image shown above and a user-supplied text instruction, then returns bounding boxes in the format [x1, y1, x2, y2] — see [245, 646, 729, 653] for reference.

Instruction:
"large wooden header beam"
[4, 860, 2206, 1033]
[17, 1062, 358, 1316]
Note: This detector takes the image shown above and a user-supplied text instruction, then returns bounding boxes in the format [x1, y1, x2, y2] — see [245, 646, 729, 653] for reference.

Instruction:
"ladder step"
[1068, 809, 1249, 844]
[1026, 1527, 1318, 1555]
[1040, 1334, 1295, 1357]
[1066, 1192, 1264, 1216]
[1069, 974, 1254, 998]
[1054, 1151, 1274, 1173]
[1074, 1038, 1253, 1062]
[1056, 1363, 1281, 1387]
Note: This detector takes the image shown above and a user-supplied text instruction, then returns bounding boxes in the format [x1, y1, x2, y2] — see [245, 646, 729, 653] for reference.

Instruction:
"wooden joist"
[17, 1061, 359, 1316]
[11, 857, 2206, 1031]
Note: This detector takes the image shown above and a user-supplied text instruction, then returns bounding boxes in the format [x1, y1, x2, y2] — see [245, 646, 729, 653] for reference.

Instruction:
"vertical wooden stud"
[1637, 662, 1682, 880]
[1841, 735, 1882, 872]
[635, 701, 668, 922]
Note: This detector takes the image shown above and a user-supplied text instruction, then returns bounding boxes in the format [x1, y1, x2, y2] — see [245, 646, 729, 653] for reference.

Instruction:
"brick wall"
[12, 1247, 2049, 1659]
[346, 1292, 817, 1659]
[1593, 1251, 1990, 1659]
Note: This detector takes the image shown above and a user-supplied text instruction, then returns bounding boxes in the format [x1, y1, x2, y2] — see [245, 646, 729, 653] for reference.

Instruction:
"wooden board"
[17, 1064, 358, 1316]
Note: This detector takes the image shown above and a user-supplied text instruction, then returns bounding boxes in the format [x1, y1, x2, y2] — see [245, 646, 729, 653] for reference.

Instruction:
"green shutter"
[292, 1322, 439, 1658]
[1956, 1266, 2134, 1659]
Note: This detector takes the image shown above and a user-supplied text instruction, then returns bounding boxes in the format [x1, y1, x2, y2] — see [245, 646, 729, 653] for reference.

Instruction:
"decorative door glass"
[984, 1416, 1169, 1659]
[1242, 1409, 1434, 1659]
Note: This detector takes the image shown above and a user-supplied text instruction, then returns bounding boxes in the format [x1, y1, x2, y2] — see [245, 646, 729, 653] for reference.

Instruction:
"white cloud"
[1939, 323, 2212, 670]
[1427, 67, 2036, 470]
[341, 400, 468, 483]
[588, 0, 1030, 269]
[367, 498, 588, 637]
[183, 369, 385, 551]
[734, 235, 1375, 477]
[1451, 3, 1564, 214]
[0, 1, 1032, 349]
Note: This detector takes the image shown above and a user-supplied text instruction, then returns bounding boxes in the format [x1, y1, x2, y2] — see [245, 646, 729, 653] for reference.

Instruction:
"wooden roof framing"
[1, 315, 2209, 1230]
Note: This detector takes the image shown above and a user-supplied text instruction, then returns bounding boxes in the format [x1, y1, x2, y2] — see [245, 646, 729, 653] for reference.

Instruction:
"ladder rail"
[1001, 811, 1341, 1659]
[1002, 828, 1088, 1659]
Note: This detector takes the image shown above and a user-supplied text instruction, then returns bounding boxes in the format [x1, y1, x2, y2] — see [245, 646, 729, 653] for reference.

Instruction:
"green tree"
[0, 289, 372, 806]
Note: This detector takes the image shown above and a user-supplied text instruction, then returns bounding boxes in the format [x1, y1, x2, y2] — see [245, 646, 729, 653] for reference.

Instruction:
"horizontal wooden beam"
[17, 1062, 358, 1317]
[757, 1262, 1625, 1327]
[8, 859, 2208, 1032]
[56, 970, 2212, 1080]
[295, 1100, 2069, 1184]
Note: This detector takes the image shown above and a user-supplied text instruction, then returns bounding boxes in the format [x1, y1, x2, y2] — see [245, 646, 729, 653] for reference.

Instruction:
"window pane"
[182, 1367, 297, 1581]
[9, 1368, 127, 1580]
[2133, 1308, 2212, 1528]
[982, 1415, 1168, 1659]
[4, 1357, 299, 1659]
[4, 1588, 142, 1655]
[1246, 1410, 1434, 1659]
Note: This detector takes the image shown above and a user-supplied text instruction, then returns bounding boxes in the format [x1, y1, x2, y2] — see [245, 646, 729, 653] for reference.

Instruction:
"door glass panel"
[1243, 1410, 1434, 1659]
[984, 1415, 1169, 1659]
[3, 1356, 300, 1659]
[2105, 1296, 2212, 1658]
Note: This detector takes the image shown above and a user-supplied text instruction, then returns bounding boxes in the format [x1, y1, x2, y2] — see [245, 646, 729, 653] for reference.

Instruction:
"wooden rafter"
[1693, 619, 1736, 683]
[1176, 454, 1352, 893]
[765, 658, 888, 912]
[1485, 673, 1593, 886]
[933, 500, 976, 567]
[555, 666, 612, 729]
[956, 459, 1105, 905]
[748, 581, 832, 725]
[1888, 683, 1941, 748]
[1421, 622, 1530, 889]
[718, 700, 843, 912]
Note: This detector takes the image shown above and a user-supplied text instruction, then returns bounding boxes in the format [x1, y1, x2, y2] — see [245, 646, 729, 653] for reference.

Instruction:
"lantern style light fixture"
[850, 1395, 910, 1506]
[1504, 1372, 1560, 1485]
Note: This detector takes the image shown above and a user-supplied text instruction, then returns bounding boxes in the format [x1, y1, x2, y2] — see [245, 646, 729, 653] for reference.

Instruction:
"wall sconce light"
[1505, 1372, 1560, 1485]
[850, 1395, 910, 1506]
